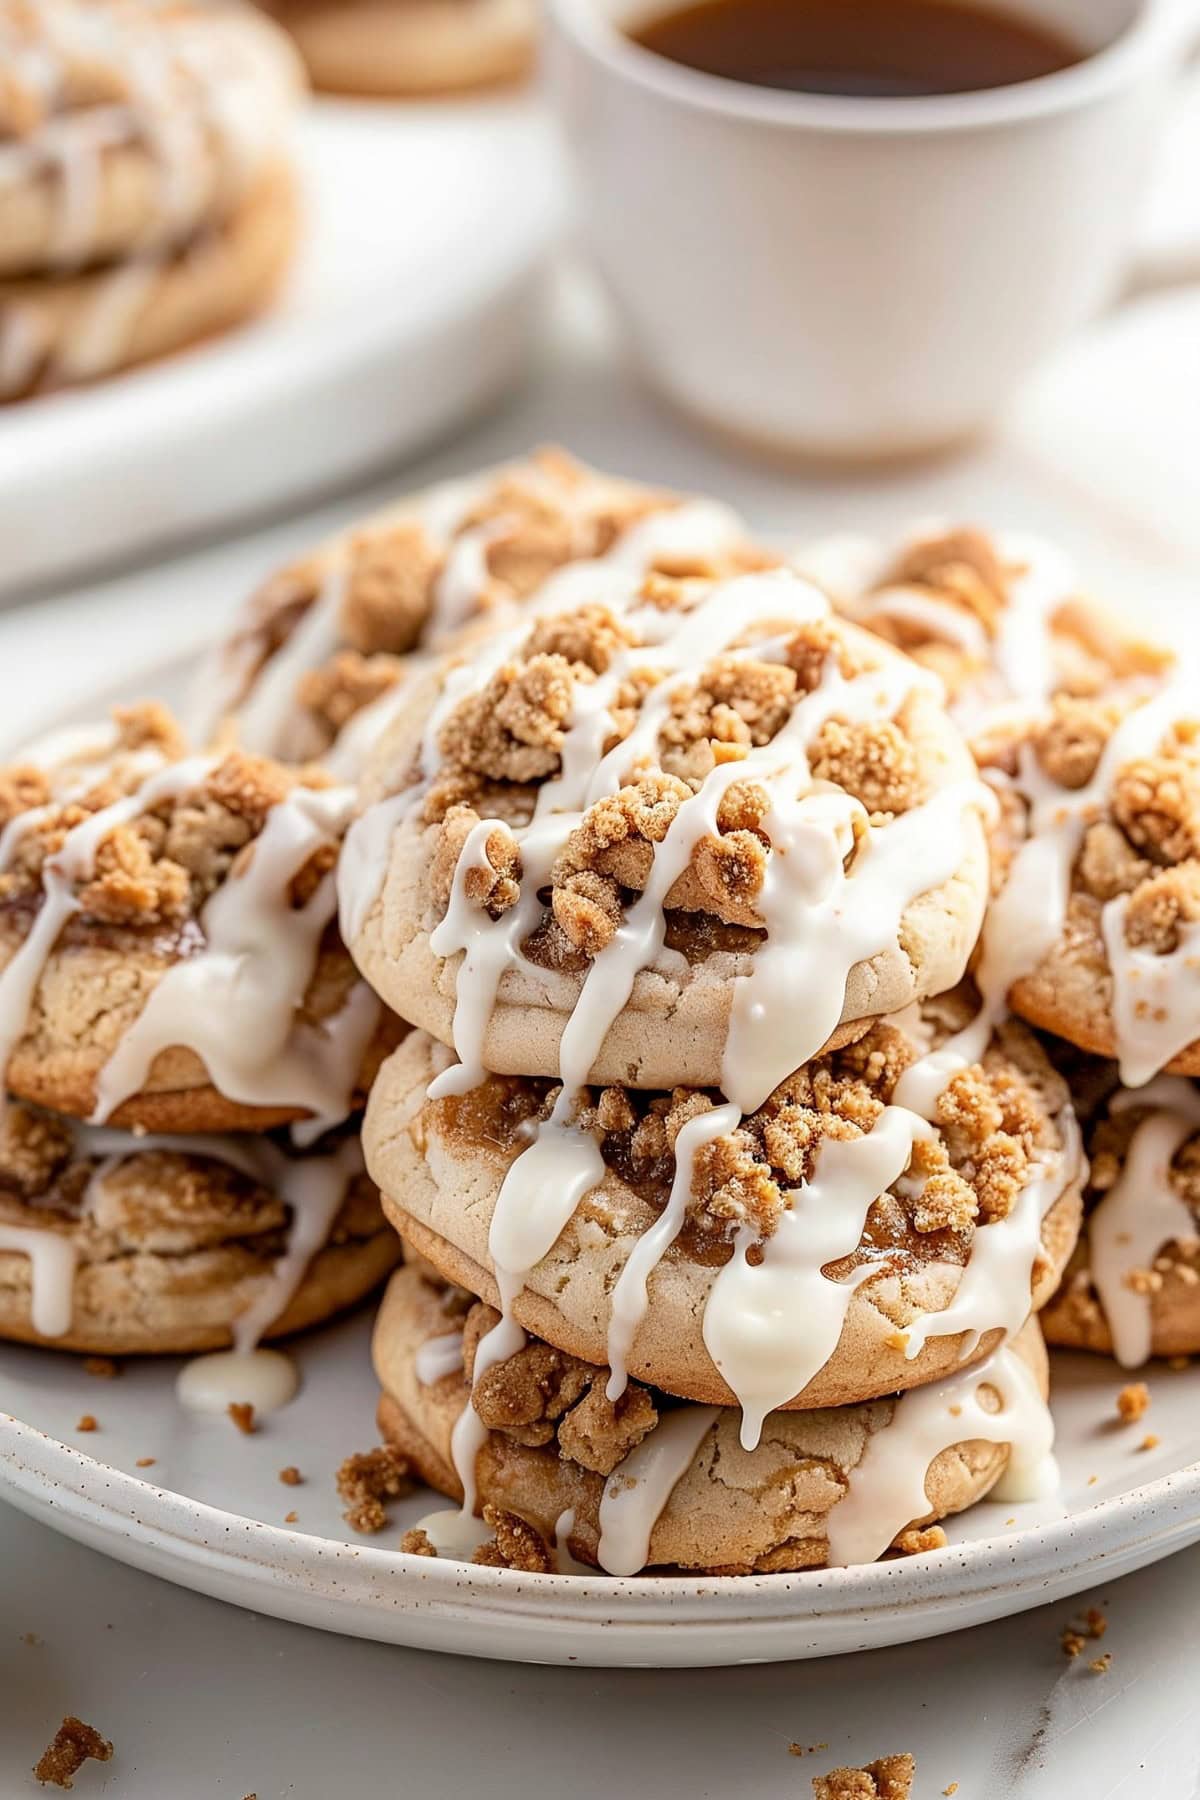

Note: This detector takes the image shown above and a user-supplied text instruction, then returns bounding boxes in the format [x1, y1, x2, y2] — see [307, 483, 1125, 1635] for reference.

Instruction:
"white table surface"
[3, 265, 1200, 1797]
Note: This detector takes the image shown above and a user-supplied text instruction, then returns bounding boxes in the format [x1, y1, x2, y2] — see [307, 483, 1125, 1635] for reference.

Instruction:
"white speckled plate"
[3, 1318, 1200, 1667]
[3, 628, 1200, 1667]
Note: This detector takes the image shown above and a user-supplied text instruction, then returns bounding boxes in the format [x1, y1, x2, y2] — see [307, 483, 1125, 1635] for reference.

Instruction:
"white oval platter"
[0, 94, 559, 598]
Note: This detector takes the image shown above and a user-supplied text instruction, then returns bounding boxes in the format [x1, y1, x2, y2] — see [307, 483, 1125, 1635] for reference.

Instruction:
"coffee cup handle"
[1125, 28, 1200, 295]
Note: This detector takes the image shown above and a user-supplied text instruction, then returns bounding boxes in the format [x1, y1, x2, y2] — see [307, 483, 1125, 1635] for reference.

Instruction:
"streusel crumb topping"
[981, 695, 1200, 952]
[462, 1299, 658, 1474]
[0, 713, 338, 930]
[419, 586, 935, 958]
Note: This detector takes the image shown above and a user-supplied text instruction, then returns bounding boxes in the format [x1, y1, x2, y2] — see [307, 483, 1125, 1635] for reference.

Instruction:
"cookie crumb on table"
[789, 1742, 829, 1757]
[1062, 1606, 1108, 1657]
[83, 1357, 118, 1379]
[1141, 1433, 1161, 1451]
[75, 1415, 97, 1433]
[1090, 1654, 1113, 1674]
[336, 1446, 413, 1533]
[135, 1457, 155, 1468]
[33, 1716, 112, 1789]
[279, 1465, 303, 1486]
[284, 1511, 299, 1524]
[228, 1402, 256, 1435]
[812, 1753, 915, 1799]
[1115, 1382, 1149, 1423]
[944, 1786, 959, 1796]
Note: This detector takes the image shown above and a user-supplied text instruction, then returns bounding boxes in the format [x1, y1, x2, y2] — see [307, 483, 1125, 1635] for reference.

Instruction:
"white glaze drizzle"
[414, 1329, 465, 1386]
[1088, 1078, 1200, 1367]
[0, 1221, 77, 1336]
[596, 1405, 719, 1577]
[798, 525, 1077, 721]
[0, 741, 373, 1132]
[1101, 903, 1200, 1089]
[702, 1107, 932, 1450]
[90, 783, 377, 1134]
[823, 1342, 1057, 1567]
[0, 754, 214, 1107]
[894, 681, 1194, 1108]
[900, 1110, 1083, 1365]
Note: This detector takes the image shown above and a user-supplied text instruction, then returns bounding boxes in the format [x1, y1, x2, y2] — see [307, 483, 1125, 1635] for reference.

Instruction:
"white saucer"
[0, 95, 560, 598]
[3, 1314, 1200, 1668]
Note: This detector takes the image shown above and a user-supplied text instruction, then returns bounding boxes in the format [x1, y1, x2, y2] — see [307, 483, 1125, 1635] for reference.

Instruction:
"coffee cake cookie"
[192, 449, 770, 773]
[0, 0, 303, 397]
[800, 523, 1172, 720]
[0, 1103, 396, 1353]
[342, 565, 990, 1101]
[374, 1265, 1055, 1575]
[0, 704, 395, 1132]
[1043, 1073, 1200, 1366]
[260, 0, 535, 95]
[365, 1001, 1081, 1418]
[971, 685, 1200, 1086]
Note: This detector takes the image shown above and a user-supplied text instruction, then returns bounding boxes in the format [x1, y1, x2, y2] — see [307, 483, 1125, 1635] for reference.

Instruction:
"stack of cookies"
[334, 520, 1096, 1576]
[0, 705, 398, 1367]
[0, 0, 302, 400]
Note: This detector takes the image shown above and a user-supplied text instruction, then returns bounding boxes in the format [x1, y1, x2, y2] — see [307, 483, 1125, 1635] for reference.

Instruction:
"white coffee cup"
[548, 0, 1199, 458]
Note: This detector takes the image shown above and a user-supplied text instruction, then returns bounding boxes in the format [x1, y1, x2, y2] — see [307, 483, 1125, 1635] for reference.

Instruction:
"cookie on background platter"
[191, 448, 773, 774]
[373, 1265, 1055, 1577]
[0, 1104, 395, 1355]
[364, 1002, 1083, 1415]
[0, 0, 304, 398]
[800, 521, 1173, 722]
[259, 0, 536, 95]
[0, 705, 399, 1133]
[343, 563, 991, 1099]
[1043, 1071, 1200, 1367]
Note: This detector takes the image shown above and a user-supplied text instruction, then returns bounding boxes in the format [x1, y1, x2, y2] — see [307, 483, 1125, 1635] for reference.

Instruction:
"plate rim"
[5, 1406, 1200, 1627]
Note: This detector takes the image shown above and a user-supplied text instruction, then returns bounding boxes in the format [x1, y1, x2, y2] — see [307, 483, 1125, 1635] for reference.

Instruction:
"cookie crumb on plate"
[401, 1527, 437, 1557]
[83, 1357, 119, 1379]
[279, 1465, 303, 1486]
[228, 1403, 256, 1435]
[336, 1445, 413, 1533]
[33, 1716, 112, 1789]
